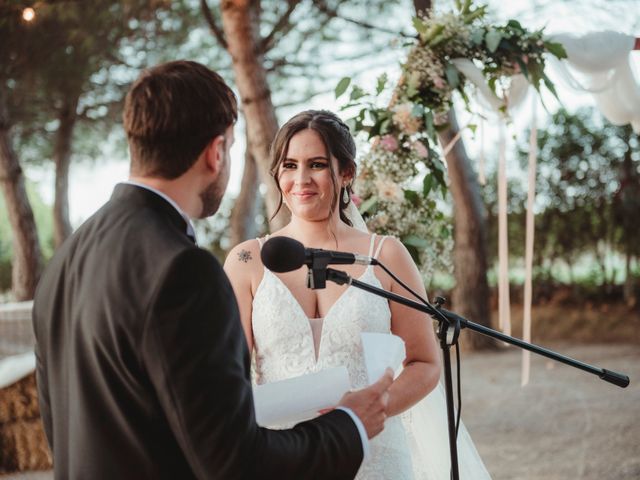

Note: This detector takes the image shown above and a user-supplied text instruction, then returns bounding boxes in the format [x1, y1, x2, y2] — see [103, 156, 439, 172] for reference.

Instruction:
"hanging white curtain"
[521, 98, 538, 387]
[551, 31, 640, 132]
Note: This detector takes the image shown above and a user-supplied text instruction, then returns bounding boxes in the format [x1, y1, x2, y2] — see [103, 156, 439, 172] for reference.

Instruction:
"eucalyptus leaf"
[404, 189, 419, 205]
[445, 63, 460, 89]
[430, 33, 448, 47]
[334, 77, 351, 99]
[423, 24, 445, 43]
[402, 234, 429, 249]
[485, 29, 502, 53]
[379, 118, 391, 135]
[424, 111, 436, 142]
[359, 196, 378, 215]
[376, 73, 388, 95]
[407, 71, 421, 98]
[488, 77, 498, 95]
[412, 17, 427, 36]
[463, 6, 486, 23]
[423, 173, 434, 196]
[528, 61, 543, 90]
[543, 74, 560, 101]
[412, 103, 424, 117]
[470, 28, 484, 45]
[350, 86, 366, 101]
[403, 244, 421, 265]
[507, 20, 524, 33]
[544, 41, 568, 59]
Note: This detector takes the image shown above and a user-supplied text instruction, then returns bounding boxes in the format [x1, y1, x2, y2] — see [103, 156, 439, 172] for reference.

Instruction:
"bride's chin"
[291, 208, 331, 223]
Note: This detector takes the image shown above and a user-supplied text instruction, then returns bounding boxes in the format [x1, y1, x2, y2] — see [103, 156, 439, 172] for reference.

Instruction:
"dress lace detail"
[251, 234, 491, 479]
[252, 235, 413, 479]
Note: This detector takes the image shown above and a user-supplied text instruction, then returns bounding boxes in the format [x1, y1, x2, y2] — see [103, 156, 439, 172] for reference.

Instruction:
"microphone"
[260, 236, 378, 273]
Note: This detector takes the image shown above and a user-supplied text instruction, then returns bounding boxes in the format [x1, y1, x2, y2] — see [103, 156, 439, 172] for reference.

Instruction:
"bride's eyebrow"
[283, 156, 329, 162]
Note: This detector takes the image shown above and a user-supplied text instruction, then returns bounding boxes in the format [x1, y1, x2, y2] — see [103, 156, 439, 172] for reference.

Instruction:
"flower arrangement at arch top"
[335, 0, 566, 277]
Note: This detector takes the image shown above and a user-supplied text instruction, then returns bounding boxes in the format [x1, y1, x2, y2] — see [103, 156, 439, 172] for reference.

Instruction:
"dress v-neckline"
[264, 267, 374, 364]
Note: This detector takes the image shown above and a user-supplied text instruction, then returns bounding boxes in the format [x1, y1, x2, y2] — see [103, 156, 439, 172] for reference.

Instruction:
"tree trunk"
[413, 0, 432, 16]
[229, 128, 261, 247]
[439, 110, 494, 349]
[624, 253, 636, 307]
[52, 95, 78, 247]
[220, 0, 289, 230]
[413, 0, 492, 350]
[0, 94, 42, 301]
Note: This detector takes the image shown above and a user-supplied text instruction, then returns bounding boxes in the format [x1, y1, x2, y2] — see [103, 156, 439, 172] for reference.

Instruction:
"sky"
[23, 0, 640, 227]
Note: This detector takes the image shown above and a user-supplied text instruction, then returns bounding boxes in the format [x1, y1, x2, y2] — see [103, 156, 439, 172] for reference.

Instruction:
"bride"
[224, 110, 490, 479]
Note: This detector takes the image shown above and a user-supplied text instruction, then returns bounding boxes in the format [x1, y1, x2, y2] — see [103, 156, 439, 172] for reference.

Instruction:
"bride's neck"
[285, 214, 347, 248]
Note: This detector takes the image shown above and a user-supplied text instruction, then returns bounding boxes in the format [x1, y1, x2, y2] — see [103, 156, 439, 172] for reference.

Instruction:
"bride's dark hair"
[269, 110, 356, 226]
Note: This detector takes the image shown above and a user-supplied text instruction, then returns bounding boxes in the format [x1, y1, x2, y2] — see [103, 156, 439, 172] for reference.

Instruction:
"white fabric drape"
[521, 99, 538, 387]
[551, 31, 640, 132]
[497, 124, 511, 337]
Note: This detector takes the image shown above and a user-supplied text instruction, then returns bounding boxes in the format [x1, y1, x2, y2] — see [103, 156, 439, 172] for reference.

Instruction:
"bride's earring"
[342, 185, 350, 204]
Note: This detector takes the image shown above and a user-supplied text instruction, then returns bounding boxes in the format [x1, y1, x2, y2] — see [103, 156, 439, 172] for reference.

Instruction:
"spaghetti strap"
[367, 234, 377, 257]
[373, 235, 387, 259]
[256, 235, 269, 249]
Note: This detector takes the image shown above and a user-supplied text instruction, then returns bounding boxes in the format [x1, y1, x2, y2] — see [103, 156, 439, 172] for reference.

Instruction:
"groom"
[32, 60, 392, 479]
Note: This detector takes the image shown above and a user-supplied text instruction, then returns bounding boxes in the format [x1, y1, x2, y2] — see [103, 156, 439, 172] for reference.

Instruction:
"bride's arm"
[380, 237, 441, 417]
[223, 239, 261, 352]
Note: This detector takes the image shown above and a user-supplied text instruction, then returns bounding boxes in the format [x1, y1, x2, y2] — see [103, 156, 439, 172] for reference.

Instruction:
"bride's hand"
[337, 368, 393, 439]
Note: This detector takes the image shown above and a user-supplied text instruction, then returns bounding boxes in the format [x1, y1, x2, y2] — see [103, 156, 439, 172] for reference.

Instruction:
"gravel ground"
[460, 342, 639, 480]
[3, 342, 638, 479]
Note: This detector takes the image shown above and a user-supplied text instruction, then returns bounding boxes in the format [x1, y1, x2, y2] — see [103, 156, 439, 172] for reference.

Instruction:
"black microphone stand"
[311, 266, 630, 480]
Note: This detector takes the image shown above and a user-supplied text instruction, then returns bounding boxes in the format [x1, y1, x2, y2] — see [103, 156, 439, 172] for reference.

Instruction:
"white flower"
[392, 102, 422, 135]
[375, 178, 404, 204]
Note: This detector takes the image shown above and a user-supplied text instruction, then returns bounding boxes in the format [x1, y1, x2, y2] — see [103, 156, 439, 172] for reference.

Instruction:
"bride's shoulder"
[375, 235, 413, 263]
[223, 238, 263, 276]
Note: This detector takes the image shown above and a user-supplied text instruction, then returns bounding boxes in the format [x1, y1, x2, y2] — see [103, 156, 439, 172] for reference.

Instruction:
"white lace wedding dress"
[252, 234, 491, 479]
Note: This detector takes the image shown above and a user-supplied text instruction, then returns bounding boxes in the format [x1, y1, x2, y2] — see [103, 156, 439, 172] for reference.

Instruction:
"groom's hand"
[338, 368, 393, 439]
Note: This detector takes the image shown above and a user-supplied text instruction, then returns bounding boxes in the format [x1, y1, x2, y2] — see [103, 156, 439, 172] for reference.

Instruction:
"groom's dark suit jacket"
[33, 184, 363, 479]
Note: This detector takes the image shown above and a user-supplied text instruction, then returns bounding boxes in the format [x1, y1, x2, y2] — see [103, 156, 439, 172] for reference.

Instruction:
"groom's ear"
[203, 134, 226, 175]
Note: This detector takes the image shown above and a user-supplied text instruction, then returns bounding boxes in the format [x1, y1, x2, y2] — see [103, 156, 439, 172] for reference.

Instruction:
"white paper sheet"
[361, 332, 406, 384]
[253, 366, 350, 427]
[252, 333, 406, 427]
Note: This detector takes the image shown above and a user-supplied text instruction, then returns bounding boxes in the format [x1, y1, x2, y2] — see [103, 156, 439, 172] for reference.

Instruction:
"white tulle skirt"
[401, 382, 492, 479]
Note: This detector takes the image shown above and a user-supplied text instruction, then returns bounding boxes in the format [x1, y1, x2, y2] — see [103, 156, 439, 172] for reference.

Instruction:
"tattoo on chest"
[237, 249, 252, 263]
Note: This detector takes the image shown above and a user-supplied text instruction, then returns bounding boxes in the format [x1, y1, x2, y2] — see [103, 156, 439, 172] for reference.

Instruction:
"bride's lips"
[292, 191, 317, 200]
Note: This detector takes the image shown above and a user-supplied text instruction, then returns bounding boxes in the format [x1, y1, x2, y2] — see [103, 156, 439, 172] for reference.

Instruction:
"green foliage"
[0, 182, 55, 291]
[483, 107, 640, 288]
[333, 1, 567, 275]
[335, 77, 351, 99]
[2, 0, 203, 168]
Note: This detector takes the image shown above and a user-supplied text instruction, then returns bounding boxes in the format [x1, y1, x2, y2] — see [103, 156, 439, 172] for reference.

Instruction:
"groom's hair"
[124, 60, 237, 179]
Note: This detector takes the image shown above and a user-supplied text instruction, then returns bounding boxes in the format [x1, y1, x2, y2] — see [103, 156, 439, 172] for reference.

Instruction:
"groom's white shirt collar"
[122, 180, 197, 242]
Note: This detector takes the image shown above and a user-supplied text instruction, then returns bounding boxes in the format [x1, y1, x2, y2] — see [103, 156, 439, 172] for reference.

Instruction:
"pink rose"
[380, 134, 399, 152]
[412, 140, 429, 158]
[433, 76, 446, 89]
[350, 193, 362, 207]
